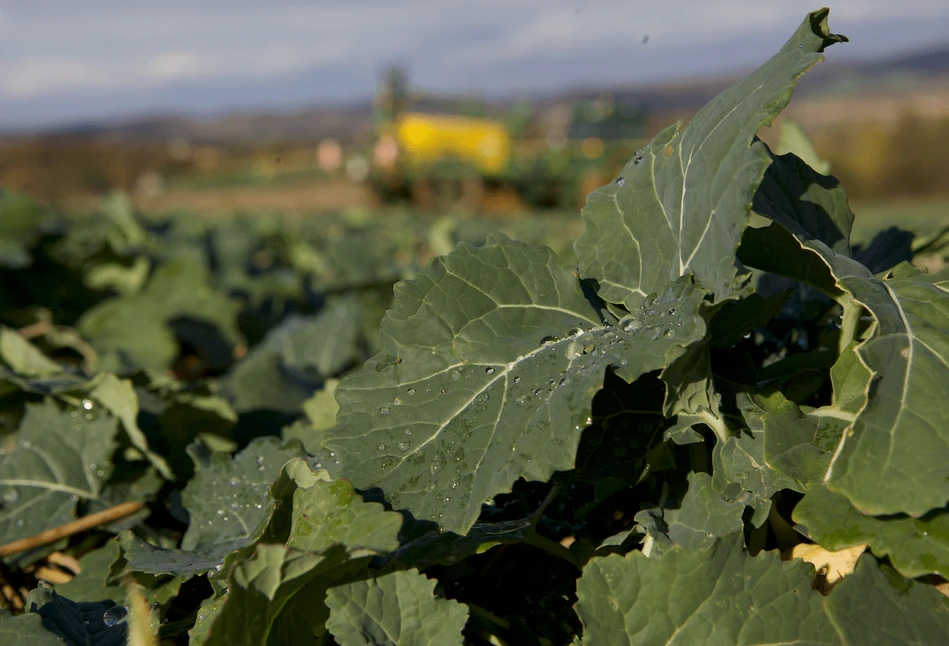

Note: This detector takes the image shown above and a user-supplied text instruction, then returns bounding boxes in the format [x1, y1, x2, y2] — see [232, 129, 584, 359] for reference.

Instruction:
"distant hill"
[6, 42, 949, 146]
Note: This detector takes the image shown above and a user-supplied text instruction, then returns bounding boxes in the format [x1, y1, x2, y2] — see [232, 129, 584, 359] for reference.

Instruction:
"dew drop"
[633, 155, 644, 165]
[451, 370, 461, 381]
[378, 407, 390, 417]
[616, 177, 625, 186]
[404, 429, 412, 436]
[377, 443, 386, 452]
[392, 397, 402, 406]
[513, 376, 521, 384]
[398, 441, 409, 451]
[82, 399, 94, 410]
[216, 509, 225, 516]
[663, 329, 673, 337]
[15, 518, 24, 528]
[407, 388, 416, 396]
[229, 477, 241, 487]
[2, 487, 19, 504]
[485, 367, 496, 375]
[102, 607, 132, 628]
[539, 335, 559, 346]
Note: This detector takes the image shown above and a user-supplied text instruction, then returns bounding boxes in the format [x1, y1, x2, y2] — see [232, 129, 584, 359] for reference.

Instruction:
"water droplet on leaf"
[378, 407, 390, 417]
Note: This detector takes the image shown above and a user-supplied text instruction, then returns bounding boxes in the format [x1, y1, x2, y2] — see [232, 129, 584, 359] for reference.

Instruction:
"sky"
[2, 0, 949, 130]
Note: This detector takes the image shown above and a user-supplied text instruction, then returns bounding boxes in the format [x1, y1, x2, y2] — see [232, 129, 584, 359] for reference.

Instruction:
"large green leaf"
[824, 275, 949, 516]
[825, 555, 949, 644]
[575, 535, 837, 644]
[744, 152, 949, 516]
[794, 484, 949, 579]
[325, 235, 708, 534]
[325, 569, 469, 646]
[574, 9, 846, 310]
[0, 399, 118, 546]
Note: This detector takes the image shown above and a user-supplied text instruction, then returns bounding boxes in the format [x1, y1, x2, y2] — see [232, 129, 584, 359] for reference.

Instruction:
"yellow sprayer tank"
[394, 113, 511, 175]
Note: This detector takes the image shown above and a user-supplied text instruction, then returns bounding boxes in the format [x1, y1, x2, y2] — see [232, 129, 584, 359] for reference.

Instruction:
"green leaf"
[828, 341, 872, 416]
[227, 298, 361, 414]
[742, 140, 949, 517]
[824, 275, 949, 517]
[0, 327, 62, 377]
[773, 119, 831, 175]
[380, 516, 534, 571]
[0, 399, 118, 547]
[825, 555, 949, 644]
[753, 148, 854, 257]
[634, 472, 744, 554]
[269, 458, 402, 555]
[78, 256, 242, 372]
[119, 438, 304, 577]
[87, 373, 173, 480]
[716, 428, 798, 503]
[574, 9, 846, 309]
[0, 610, 66, 646]
[575, 535, 837, 644]
[52, 543, 125, 604]
[325, 569, 469, 646]
[0, 190, 55, 269]
[188, 595, 227, 645]
[201, 545, 341, 646]
[283, 379, 339, 454]
[326, 235, 708, 535]
[708, 291, 791, 349]
[758, 392, 847, 490]
[794, 484, 949, 579]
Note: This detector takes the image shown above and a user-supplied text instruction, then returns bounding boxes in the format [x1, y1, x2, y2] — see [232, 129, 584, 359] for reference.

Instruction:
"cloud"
[1, 0, 949, 125]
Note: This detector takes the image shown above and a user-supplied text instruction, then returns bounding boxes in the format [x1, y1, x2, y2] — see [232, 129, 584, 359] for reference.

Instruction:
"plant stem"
[522, 531, 581, 568]
[0, 501, 146, 558]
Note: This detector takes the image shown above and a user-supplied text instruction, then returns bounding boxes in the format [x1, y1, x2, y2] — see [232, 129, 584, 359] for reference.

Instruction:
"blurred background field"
[2, 3, 949, 250]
